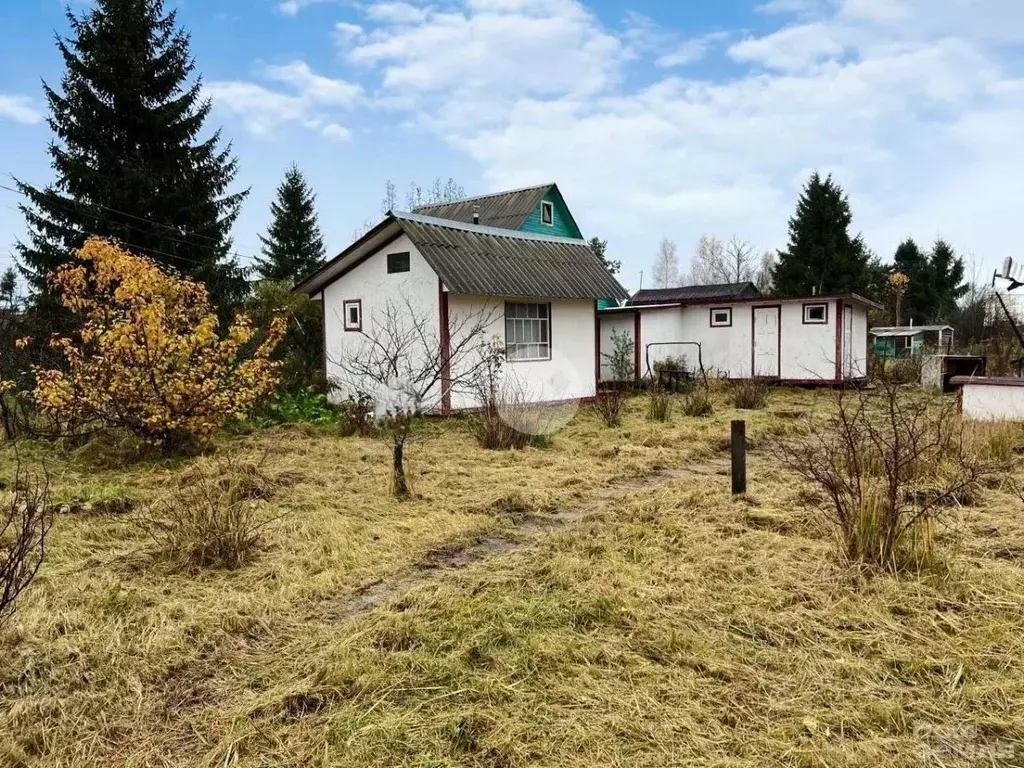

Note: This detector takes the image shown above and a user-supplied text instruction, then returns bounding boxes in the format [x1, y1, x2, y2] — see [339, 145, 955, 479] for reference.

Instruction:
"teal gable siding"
[520, 190, 583, 239]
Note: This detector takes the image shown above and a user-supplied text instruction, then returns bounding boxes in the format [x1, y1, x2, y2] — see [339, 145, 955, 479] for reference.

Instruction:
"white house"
[293, 191, 629, 413]
[599, 289, 880, 384]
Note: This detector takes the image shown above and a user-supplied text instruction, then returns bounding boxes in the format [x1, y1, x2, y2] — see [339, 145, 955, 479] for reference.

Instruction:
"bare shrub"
[137, 457, 278, 570]
[474, 387, 552, 450]
[681, 386, 714, 417]
[1, 462, 53, 627]
[594, 390, 624, 427]
[730, 378, 770, 410]
[647, 388, 672, 422]
[777, 380, 1005, 572]
[338, 392, 375, 437]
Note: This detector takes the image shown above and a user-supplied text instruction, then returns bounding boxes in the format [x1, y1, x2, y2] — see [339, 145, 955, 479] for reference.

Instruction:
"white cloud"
[277, 0, 340, 16]
[0, 94, 43, 125]
[728, 23, 847, 71]
[322, 123, 353, 141]
[206, 61, 361, 138]
[264, 61, 362, 105]
[656, 32, 731, 67]
[348, 0, 623, 98]
[334, 22, 364, 43]
[274, 0, 1024, 280]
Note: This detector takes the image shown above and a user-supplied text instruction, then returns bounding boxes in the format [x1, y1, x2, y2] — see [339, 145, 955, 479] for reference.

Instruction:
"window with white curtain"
[505, 302, 550, 361]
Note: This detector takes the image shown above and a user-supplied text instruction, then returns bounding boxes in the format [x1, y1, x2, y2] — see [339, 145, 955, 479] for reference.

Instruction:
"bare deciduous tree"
[690, 235, 759, 285]
[651, 237, 679, 289]
[1, 460, 52, 627]
[756, 250, 776, 294]
[331, 296, 498, 497]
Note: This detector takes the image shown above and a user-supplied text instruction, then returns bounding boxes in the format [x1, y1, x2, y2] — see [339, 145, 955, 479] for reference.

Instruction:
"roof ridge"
[411, 183, 554, 211]
[393, 210, 588, 245]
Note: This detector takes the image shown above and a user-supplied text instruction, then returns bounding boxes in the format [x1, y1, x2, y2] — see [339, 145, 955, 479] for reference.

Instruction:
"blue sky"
[2, 0, 1023, 290]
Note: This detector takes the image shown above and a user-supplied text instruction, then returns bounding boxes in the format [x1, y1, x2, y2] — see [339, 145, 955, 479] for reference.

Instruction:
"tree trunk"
[392, 435, 409, 499]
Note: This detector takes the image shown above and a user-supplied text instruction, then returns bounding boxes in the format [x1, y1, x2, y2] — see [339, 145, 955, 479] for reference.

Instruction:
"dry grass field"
[2, 388, 1024, 767]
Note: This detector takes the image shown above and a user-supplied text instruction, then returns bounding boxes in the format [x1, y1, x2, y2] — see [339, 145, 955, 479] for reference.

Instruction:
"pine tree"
[930, 238, 968, 323]
[257, 165, 326, 283]
[588, 237, 620, 275]
[15, 0, 247, 322]
[892, 237, 936, 324]
[772, 172, 870, 297]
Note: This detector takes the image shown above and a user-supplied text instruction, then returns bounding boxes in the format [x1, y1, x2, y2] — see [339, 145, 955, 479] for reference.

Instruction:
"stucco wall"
[960, 382, 1024, 421]
[779, 300, 836, 380]
[849, 303, 869, 378]
[322, 234, 441, 408]
[598, 298, 871, 382]
[448, 295, 597, 410]
[598, 311, 636, 381]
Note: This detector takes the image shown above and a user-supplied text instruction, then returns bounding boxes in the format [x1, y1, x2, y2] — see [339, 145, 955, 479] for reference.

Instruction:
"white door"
[843, 304, 854, 378]
[752, 306, 780, 377]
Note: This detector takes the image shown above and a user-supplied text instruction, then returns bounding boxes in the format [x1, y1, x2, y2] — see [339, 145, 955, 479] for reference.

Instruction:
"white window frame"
[802, 302, 828, 324]
[710, 307, 732, 327]
[540, 201, 554, 226]
[342, 299, 362, 332]
[505, 302, 551, 361]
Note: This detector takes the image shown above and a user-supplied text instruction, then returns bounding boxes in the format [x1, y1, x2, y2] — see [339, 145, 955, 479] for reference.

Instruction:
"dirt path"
[326, 457, 733, 623]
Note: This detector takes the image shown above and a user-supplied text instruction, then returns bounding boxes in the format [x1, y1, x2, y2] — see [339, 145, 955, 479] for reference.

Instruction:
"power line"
[0, 182, 262, 266]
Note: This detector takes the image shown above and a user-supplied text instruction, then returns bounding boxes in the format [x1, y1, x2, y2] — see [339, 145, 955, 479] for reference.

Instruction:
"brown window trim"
[342, 299, 362, 332]
[505, 301, 553, 362]
[802, 302, 829, 325]
[709, 307, 732, 327]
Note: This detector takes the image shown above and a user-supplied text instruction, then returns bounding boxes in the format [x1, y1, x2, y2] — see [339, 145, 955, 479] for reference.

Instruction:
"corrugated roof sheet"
[627, 283, 761, 306]
[871, 325, 953, 336]
[412, 184, 551, 229]
[394, 212, 628, 301]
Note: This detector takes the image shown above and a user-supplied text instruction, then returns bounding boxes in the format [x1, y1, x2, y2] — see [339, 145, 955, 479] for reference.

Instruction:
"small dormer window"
[541, 201, 554, 226]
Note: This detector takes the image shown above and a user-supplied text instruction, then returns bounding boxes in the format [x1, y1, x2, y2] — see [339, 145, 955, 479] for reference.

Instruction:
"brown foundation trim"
[633, 310, 642, 381]
[439, 280, 451, 416]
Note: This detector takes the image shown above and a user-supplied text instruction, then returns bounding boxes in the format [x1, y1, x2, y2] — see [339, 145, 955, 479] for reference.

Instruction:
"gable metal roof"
[627, 282, 761, 306]
[293, 211, 628, 301]
[395, 212, 627, 300]
[412, 184, 552, 230]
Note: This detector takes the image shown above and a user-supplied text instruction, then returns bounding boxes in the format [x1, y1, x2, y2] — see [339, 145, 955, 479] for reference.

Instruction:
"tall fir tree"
[257, 165, 326, 283]
[588, 236, 621, 275]
[929, 238, 968, 323]
[772, 172, 871, 297]
[892, 237, 937, 324]
[15, 0, 248, 323]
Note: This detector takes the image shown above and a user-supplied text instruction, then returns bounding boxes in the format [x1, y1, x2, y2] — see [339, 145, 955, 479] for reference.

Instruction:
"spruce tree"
[892, 237, 937, 324]
[257, 165, 326, 283]
[929, 238, 967, 322]
[588, 236, 621, 275]
[15, 0, 247, 322]
[772, 172, 870, 297]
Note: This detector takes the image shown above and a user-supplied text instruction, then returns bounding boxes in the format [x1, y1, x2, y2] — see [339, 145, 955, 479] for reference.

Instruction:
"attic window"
[710, 307, 732, 327]
[803, 303, 828, 324]
[540, 201, 554, 226]
[387, 252, 410, 274]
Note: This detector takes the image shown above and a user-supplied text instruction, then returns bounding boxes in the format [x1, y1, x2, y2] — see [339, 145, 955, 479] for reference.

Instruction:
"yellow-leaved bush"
[33, 238, 286, 448]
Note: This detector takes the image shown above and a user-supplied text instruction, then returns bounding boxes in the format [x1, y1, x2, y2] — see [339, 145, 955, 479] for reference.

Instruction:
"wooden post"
[731, 419, 746, 495]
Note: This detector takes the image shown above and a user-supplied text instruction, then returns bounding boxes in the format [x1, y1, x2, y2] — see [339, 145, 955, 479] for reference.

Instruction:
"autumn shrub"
[647, 388, 672, 422]
[730, 378, 770, 410]
[32, 238, 286, 451]
[594, 390, 624, 427]
[1, 461, 53, 628]
[136, 457, 278, 570]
